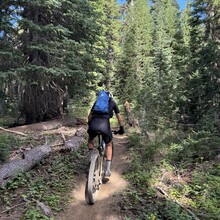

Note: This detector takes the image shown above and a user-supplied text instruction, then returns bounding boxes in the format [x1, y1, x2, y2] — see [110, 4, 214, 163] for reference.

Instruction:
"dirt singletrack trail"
[58, 134, 129, 220]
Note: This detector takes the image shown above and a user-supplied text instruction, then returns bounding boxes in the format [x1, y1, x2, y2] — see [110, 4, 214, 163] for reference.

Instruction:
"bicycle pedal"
[102, 177, 109, 183]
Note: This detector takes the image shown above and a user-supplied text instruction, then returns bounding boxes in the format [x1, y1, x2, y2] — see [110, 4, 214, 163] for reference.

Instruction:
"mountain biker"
[87, 91, 124, 177]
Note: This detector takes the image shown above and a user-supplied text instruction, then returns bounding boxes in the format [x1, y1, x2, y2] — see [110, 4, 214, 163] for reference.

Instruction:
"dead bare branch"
[155, 186, 200, 220]
[0, 127, 27, 137]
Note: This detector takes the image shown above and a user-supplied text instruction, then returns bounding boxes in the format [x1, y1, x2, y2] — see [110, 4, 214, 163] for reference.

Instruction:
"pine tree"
[90, 0, 121, 92]
[103, 0, 121, 90]
[116, 0, 153, 103]
[0, 1, 24, 113]
[0, 2, 21, 75]
[145, 0, 181, 128]
[186, 0, 220, 127]
[175, 1, 192, 126]
[0, 0, 101, 123]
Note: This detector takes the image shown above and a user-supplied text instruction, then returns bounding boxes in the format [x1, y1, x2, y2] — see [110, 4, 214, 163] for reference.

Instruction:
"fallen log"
[52, 127, 86, 152]
[0, 127, 87, 187]
[0, 144, 51, 186]
[61, 136, 84, 151]
[8, 118, 78, 132]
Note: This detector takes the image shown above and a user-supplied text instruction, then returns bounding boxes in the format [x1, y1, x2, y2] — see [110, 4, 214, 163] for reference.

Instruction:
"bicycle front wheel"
[85, 153, 101, 205]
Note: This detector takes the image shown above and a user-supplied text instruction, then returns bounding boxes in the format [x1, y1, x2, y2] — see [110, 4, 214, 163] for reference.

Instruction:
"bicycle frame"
[85, 130, 117, 205]
[97, 134, 105, 156]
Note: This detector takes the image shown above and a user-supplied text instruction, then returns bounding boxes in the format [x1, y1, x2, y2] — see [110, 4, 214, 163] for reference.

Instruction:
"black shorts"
[87, 117, 112, 144]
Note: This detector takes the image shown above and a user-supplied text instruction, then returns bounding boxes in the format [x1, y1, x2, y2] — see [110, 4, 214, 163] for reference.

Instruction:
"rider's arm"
[88, 111, 93, 124]
[116, 113, 123, 127]
[112, 100, 123, 127]
[112, 101, 124, 134]
[88, 103, 96, 124]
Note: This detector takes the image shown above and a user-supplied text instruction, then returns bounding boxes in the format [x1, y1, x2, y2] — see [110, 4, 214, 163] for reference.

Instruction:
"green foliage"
[189, 166, 220, 219]
[138, 0, 181, 129]
[69, 104, 89, 120]
[119, 187, 161, 220]
[116, 0, 153, 103]
[120, 129, 220, 220]
[0, 0, 103, 123]
[23, 207, 52, 220]
[180, 0, 220, 126]
[167, 131, 220, 165]
[116, 0, 220, 133]
[0, 145, 88, 218]
[161, 201, 193, 220]
[124, 133, 158, 189]
[0, 134, 19, 163]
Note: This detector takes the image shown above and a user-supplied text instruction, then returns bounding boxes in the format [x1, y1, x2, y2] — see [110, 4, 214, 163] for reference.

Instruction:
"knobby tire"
[85, 138, 115, 204]
[85, 153, 100, 205]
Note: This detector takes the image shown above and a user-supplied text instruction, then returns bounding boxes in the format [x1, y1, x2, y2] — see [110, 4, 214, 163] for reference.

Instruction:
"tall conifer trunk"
[21, 82, 64, 124]
[19, 2, 65, 123]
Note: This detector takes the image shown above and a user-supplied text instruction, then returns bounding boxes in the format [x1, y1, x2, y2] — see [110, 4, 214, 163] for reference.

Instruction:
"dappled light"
[0, 0, 219, 219]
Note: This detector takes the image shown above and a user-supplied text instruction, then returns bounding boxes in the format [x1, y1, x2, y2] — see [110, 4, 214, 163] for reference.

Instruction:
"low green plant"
[0, 144, 88, 219]
[160, 201, 193, 220]
[23, 207, 53, 220]
[167, 131, 220, 165]
[110, 117, 119, 127]
[189, 165, 220, 219]
[119, 129, 220, 220]
[0, 134, 19, 163]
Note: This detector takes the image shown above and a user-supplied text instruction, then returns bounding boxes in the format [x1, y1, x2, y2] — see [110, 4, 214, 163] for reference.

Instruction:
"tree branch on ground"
[155, 185, 200, 220]
[0, 127, 87, 187]
[0, 127, 27, 137]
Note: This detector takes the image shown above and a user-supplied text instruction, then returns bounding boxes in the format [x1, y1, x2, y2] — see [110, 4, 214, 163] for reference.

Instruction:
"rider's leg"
[88, 136, 94, 160]
[88, 136, 94, 149]
[105, 141, 112, 177]
[106, 141, 112, 160]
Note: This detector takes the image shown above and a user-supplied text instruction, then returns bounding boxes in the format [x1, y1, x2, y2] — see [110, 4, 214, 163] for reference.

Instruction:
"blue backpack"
[93, 91, 109, 114]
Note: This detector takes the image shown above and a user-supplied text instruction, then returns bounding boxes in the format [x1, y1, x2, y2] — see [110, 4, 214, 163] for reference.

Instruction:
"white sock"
[106, 160, 111, 171]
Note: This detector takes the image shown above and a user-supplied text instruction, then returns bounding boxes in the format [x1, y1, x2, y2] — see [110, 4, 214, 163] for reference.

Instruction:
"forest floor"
[58, 134, 129, 220]
[1, 118, 219, 220]
[0, 118, 131, 220]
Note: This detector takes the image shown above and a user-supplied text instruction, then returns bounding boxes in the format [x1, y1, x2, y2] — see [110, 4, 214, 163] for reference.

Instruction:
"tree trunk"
[0, 144, 51, 186]
[21, 82, 65, 124]
[0, 128, 86, 187]
[124, 101, 139, 127]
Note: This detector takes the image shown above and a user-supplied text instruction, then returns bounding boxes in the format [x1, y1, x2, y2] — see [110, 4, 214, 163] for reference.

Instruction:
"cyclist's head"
[108, 91, 113, 98]
[97, 90, 113, 98]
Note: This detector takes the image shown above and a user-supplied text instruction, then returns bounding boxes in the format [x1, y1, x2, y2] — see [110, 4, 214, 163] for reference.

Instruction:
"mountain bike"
[85, 130, 117, 205]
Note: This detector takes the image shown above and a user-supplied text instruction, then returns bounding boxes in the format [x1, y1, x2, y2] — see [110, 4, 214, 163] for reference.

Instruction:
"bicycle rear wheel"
[85, 153, 101, 205]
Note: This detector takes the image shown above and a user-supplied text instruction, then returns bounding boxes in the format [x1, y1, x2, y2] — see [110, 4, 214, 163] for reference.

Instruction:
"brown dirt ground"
[0, 119, 130, 220]
[58, 135, 129, 220]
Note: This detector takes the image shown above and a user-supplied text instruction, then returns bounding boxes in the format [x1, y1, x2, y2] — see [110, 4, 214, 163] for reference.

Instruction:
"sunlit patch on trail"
[73, 171, 128, 203]
[58, 135, 129, 220]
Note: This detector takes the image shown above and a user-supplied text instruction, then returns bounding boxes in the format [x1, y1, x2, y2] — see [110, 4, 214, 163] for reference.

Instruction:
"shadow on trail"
[58, 136, 129, 220]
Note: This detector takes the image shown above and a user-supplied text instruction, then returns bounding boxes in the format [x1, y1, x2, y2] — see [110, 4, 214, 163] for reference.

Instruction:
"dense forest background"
[0, 0, 219, 130]
[0, 0, 220, 219]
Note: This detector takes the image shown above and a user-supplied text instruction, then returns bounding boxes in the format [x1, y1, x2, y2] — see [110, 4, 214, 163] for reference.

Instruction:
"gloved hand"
[118, 126, 124, 135]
